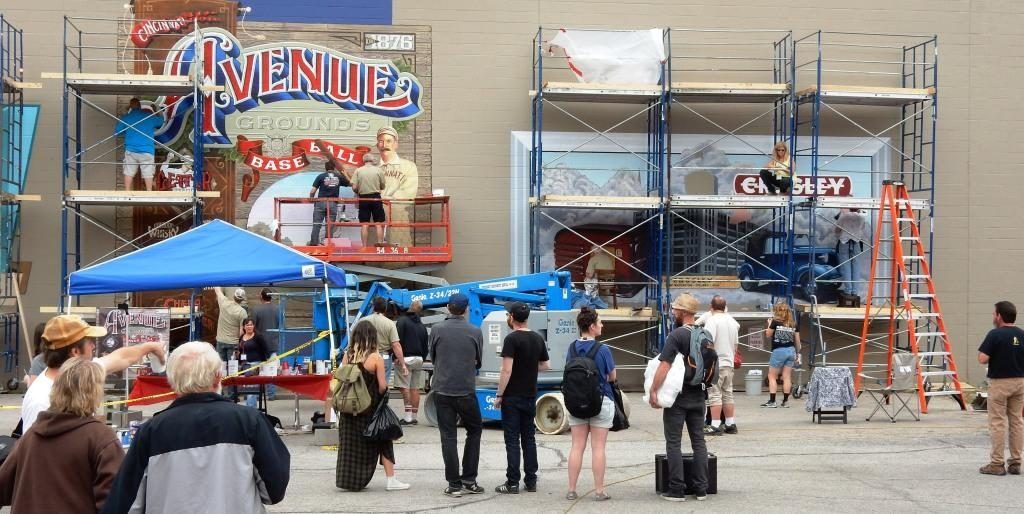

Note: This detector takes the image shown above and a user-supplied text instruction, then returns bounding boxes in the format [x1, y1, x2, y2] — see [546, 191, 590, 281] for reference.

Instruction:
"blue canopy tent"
[68, 219, 354, 349]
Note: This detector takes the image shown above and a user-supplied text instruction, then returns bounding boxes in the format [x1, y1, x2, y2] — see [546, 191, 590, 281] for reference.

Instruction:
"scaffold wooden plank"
[669, 194, 789, 208]
[3, 76, 42, 91]
[531, 194, 663, 209]
[671, 81, 789, 103]
[815, 196, 929, 210]
[41, 72, 205, 95]
[531, 81, 663, 103]
[796, 85, 935, 106]
[40, 306, 193, 318]
[65, 190, 219, 206]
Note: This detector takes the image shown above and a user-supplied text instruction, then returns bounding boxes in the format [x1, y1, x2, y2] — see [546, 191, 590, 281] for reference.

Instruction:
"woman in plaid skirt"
[336, 322, 411, 491]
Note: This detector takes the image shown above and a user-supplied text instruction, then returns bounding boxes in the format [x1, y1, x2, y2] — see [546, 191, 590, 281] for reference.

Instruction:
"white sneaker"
[387, 477, 411, 491]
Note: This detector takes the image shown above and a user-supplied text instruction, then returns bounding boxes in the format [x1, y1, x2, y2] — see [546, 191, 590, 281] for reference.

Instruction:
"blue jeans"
[837, 239, 863, 295]
[500, 396, 538, 487]
[215, 342, 238, 400]
[769, 346, 797, 369]
[435, 394, 482, 488]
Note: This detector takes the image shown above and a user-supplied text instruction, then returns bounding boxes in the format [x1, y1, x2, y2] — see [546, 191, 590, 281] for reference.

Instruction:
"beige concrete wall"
[392, 0, 1020, 385]
[4, 1, 1021, 386]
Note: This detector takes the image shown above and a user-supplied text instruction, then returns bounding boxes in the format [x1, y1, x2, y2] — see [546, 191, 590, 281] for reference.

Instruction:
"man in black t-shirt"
[978, 300, 1024, 476]
[649, 293, 710, 502]
[493, 302, 550, 494]
[308, 160, 351, 246]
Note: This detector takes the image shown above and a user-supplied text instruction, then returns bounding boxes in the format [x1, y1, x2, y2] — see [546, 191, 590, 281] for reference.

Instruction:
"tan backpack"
[331, 362, 373, 415]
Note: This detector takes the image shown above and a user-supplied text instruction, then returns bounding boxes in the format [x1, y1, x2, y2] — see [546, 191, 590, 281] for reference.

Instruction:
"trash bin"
[745, 369, 763, 396]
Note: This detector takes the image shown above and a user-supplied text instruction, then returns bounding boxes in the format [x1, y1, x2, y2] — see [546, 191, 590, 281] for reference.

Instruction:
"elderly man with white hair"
[101, 342, 290, 514]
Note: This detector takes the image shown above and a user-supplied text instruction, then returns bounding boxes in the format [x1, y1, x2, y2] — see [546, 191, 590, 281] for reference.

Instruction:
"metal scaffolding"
[792, 31, 943, 390]
[53, 16, 212, 309]
[1, 14, 41, 374]
[530, 27, 667, 354]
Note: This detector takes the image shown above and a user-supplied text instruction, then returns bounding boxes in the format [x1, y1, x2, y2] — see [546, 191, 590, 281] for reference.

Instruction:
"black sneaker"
[399, 419, 414, 426]
[760, 400, 777, 408]
[724, 424, 738, 434]
[444, 486, 464, 497]
[660, 491, 686, 502]
[495, 483, 519, 494]
[780, 400, 791, 408]
[524, 483, 537, 492]
[462, 482, 485, 494]
[708, 425, 724, 436]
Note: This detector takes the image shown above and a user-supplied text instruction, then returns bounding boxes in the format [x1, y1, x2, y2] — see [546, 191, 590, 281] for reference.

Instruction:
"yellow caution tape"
[0, 331, 334, 411]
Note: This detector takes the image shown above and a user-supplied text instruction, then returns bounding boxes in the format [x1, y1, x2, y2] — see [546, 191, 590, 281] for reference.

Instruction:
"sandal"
[566, 491, 578, 500]
[594, 492, 611, 501]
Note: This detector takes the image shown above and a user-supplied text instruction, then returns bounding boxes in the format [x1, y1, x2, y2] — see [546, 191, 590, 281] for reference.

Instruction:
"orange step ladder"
[854, 181, 965, 413]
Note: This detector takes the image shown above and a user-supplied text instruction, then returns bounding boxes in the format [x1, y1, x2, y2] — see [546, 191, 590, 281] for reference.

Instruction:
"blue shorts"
[769, 347, 797, 369]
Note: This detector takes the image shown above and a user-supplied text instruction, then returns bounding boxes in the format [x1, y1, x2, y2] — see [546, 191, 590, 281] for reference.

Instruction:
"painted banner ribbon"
[236, 136, 370, 201]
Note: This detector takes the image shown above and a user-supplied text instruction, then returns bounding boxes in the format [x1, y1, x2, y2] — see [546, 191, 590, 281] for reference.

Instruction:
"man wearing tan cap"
[20, 315, 166, 431]
[649, 293, 713, 502]
[376, 126, 419, 249]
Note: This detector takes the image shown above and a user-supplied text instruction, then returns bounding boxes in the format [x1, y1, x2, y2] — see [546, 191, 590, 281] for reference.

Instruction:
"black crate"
[655, 453, 718, 495]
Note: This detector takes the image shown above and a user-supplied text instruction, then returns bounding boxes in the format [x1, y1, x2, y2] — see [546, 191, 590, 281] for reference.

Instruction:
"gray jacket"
[428, 316, 483, 396]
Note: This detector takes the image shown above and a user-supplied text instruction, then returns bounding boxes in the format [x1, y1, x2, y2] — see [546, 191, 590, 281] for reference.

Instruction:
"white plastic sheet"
[549, 28, 666, 85]
[643, 354, 685, 408]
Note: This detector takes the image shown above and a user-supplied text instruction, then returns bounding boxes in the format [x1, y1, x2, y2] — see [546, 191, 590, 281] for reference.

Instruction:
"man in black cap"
[308, 159, 351, 246]
[493, 302, 550, 494]
[427, 293, 484, 498]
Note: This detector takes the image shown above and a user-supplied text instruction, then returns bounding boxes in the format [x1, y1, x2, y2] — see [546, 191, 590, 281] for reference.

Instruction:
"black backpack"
[682, 326, 718, 390]
[562, 341, 605, 419]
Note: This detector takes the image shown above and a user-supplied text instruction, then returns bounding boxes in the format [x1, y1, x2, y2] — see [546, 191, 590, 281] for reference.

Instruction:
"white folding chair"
[861, 353, 921, 422]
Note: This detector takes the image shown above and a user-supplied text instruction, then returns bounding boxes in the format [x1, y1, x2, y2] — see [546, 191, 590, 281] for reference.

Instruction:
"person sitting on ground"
[565, 307, 616, 502]
[335, 322, 411, 492]
[101, 342, 291, 513]
[1, 358, 125, 513]
[21, 315, 166, 431]
[759, 141, 794, 195]
[762, 301, 802, 408]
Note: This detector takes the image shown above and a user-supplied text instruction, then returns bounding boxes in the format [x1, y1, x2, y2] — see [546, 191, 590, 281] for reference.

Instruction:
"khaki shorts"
[708, 366, 735, 406]
[392, 356, 425, 389]
[124, 151, 156, 179]
[568, 396, 614, 429]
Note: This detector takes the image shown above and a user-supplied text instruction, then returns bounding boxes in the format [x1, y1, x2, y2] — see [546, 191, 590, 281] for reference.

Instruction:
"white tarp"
[549, 28, 666, 85]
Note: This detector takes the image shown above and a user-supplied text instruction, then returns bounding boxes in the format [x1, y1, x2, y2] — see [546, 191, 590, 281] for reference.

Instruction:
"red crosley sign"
[131, 11, 221, 48]
[235, 136, 371, 201]
[733, 174, 853, 196]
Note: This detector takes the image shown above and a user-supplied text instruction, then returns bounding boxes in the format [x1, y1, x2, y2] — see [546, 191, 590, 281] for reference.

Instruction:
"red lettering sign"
[733, 174, 853, 197]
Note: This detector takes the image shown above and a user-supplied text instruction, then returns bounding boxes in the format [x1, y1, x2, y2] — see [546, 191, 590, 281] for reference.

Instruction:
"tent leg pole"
[323, 280, 336, 427]
[188, 289, 198, 341]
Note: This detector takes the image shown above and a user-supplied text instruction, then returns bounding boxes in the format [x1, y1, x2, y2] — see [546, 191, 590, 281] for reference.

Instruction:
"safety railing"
[274, 196, 452, 263]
